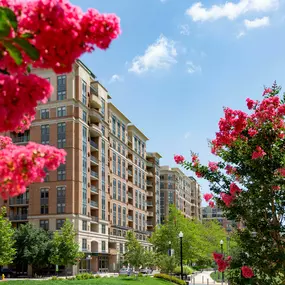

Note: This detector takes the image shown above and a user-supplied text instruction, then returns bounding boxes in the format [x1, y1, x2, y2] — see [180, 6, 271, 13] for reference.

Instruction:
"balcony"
[147, 201, 153, 207]
[147, 221, 154, 226]
[147, 172, 153, 177]
[146, 181, 153, 187]
[90, 91, 102, 109]
[91, 216, 99, 223]
[91, 186, 98, 194]
[147, 191, 153, 197]
[12, 135, 30, 145]
[128, 215, 133, 221]
[128, 170, 133, 177]
[90, 156, 99, 165]
[90, 108, 102, 123]
[109, 248, 117, 255]
[9, 198, 29, 206]
[146, 161, 152, 168]
[89, 124, 102, 137]
[90, 140, 99, 150]
[90, 200, 98, 208]
[10, 214, 28, 221]
[90, 171, 99, 180]
[147, 211, 154, 217]
[128, 193, 133, 199]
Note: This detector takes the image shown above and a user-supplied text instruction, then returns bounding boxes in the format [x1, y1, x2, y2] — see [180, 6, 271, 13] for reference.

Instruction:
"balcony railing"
[90, 200, 98, 208]
[128, 170, 133, 176]
[147, 191, 153, 197]
[147, 202, 153, 207]
[147, 211, 154, 217]
[91, 171, 98, 178]
[90, 141, 98, 149]
[128, 193, 133, 199]
[147, 221, 153, 226]
[128, 215, 133, 221]
[9, 198, 29, 205]
[146, 181, 153, 187]
[12, 135, 30, 144]
[91, 216, 99, 222]
[90, 156, 98, 164]
[91, 186, 98, 194]
[10, 214, 28, 221]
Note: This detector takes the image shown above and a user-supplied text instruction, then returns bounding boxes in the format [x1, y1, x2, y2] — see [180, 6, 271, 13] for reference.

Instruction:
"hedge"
[154, 273, 186, 285]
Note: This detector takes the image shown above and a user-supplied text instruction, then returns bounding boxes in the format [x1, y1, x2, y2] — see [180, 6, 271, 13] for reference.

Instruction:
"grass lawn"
[5, 276, 172, 285]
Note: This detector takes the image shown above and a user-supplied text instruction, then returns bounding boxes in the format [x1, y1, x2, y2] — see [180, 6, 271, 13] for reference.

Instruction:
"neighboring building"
[0, 60, 161, 274]
[159, 166, 202, 223]
[202, 206, 244, 232]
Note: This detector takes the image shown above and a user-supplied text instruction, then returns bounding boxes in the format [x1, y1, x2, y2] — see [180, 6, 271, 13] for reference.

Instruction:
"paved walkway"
[188, 271, 220, 285]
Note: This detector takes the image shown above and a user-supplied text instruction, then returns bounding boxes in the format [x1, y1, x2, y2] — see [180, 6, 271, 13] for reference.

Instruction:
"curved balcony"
[89, 124, 102, 137]
[90, 92, 102, 109]
[90, 108, 103, 124]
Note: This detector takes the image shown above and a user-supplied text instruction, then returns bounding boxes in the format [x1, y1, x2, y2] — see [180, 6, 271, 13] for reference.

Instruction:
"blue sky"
[71, 0, 285, 197]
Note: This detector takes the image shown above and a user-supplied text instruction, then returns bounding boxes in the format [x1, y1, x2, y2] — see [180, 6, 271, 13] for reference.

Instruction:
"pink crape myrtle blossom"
[248, 128, 258, 137]
[230, 182, 242, 196]
[263, 88, 272, 96]
[213, 252, 231, 272]
[209, 201, 215, 208]
[220, 193, 235, 207]
[0, 139, 66, 199]
[225, 165, 236, 175]
[174, 155, 184, 164]
[208, 161, 218, 172]
[252, 146, 266, 160]
[272, 185, 281, 191]
[203, 193, 213, 202]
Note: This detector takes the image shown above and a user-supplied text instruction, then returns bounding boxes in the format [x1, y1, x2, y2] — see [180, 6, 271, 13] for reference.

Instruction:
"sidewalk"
[188, 271, 217, 284]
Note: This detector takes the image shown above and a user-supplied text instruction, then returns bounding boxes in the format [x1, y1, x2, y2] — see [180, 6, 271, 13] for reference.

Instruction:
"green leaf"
[14, 37, 39, 60]
[1, 7, 17, 31]
[3, 41, 22, 65]
[21, 33, 33, 39]
[0, 11, 11, 38]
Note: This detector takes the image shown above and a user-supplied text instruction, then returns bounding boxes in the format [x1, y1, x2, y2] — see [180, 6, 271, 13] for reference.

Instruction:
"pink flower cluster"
[0, 138, 66, 199]
[241, 266, 254, 278]
[0, 74, 52, 132]
[0, 0, 121, 74]
[220, 182, 242, 207]
[252, 146, 266, 160]
[203, 193, 215, 208]
[225, 165, 236, 175]
[208, 161, 218, 172]
[174, 154, 185, 164]
[213, 252, 231, 272]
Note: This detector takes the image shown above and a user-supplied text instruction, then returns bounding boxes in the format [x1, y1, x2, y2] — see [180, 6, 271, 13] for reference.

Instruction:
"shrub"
[75, 273, 94, 280]
[50, 276, 60, 280]
[95, 274, 101, 278]
[174, 266, 194, 275]
[138, 272, 143, 277]
[154, 273, 186, 285]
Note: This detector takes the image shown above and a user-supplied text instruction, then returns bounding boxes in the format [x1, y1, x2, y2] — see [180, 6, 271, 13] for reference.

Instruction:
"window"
[122, 146, 125, 157]
[113, 139, 116, 150]
[118, 143, 121, 153]
[113, 204, 116, 225]
[82, 80, 87, 105]
[40, 220, 49, 230]
[118, 156, 121, 177]
[57, 122, 66, 148]
[120, 243, 124, 254]
[118, 205, 121, 226]
[57, 164, 66, 181]
[82, 110, 87, 122]
[122, 159, 126, 179]
[102, 241, 106, 252]
[101, 125, 105, 136]
[41, 125, 49, 145]
[82, 220, 87, 231]
[82, 239, 87, 251]
[113, 153, 116, 174]
[56, 219, 65, 230]
[135, 212, 138, 230]
[40, 188, 49, 214]
[122, 183, 126, 203]
[101, 224, 106, 234]
[57, 186, 66, 214]
[123, 207, 126, 227]
[113, 179, 116, 199]
[57, 106, 67, 117]
[101, 98, 105, 115]
[122, 124, 125, 142]
[139, 192, 141, 209]
[57, 75, 66, 100]
[41, 109, 49, 119]
[118, 181, 121, 201]
[117, 121, 121, 139]
[112, 116, 116, 134]
[135, 190, 138, 208]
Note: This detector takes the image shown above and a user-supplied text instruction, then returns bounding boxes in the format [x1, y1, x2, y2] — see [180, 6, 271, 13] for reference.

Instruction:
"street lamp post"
[220, 240, 224, 283]
[168, 241, 172, 256]
[179, 231, 183, 280]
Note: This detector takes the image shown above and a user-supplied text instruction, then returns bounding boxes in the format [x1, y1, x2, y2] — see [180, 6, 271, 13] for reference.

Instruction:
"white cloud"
[244, 16, 270, 28]
[109, 74, 124, 83]
[186, 61, 202, 74]
[236, 31, 246, 38]
[180, 24, 191, 36]
[186, 0, 278, 22]
[128, 35, 177, 74]
[184, 132, 191, 139]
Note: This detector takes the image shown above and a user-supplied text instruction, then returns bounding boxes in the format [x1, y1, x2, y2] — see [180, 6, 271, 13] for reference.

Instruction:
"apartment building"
[0, 60, 161, 274]
[202, 206, 244, 233]
[160, 166, 201, 223]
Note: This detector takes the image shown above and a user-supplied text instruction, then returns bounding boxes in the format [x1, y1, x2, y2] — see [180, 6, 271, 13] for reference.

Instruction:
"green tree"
[124, 231, 144, 269]
[49, 219, 83, 276]
[14, 223, 52, 275]
[0, 207, 16, 266]
[142, 250, 157, 268]
[157, 255, 177, 274]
